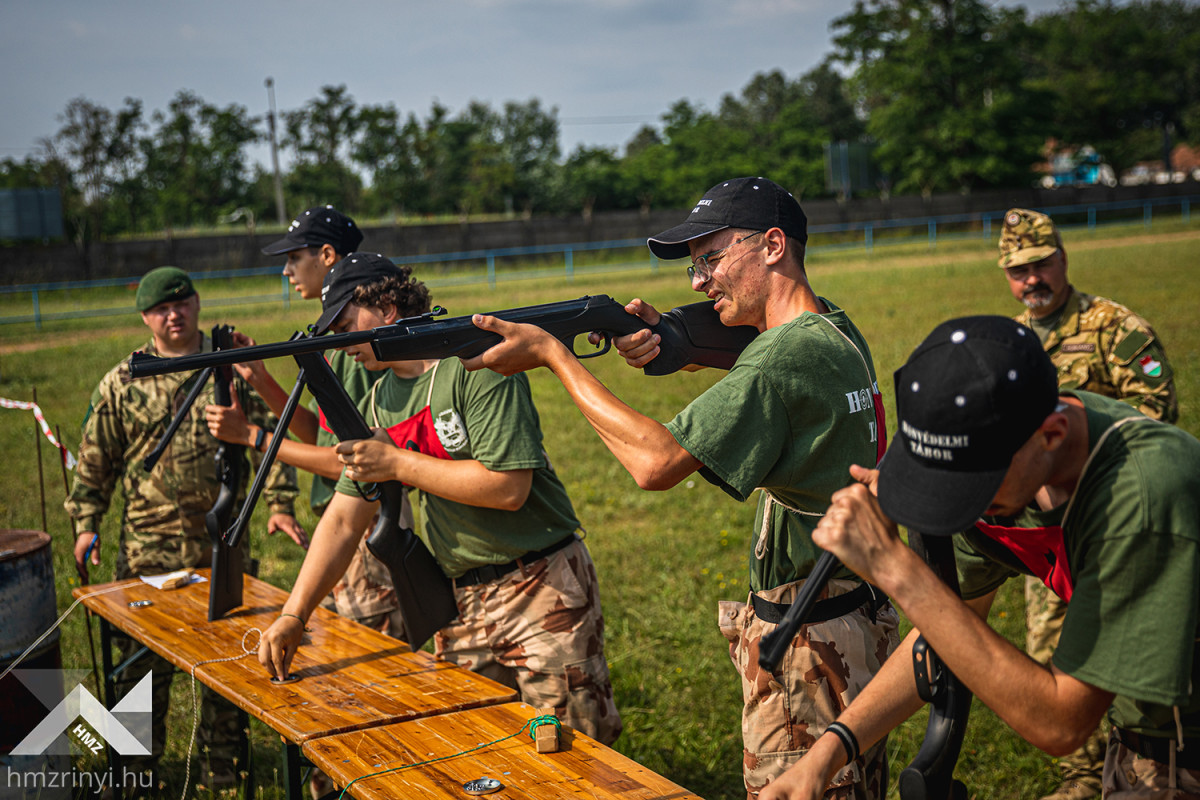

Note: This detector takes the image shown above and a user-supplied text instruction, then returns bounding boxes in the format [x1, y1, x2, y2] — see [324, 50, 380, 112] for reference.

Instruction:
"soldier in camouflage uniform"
[998, 208, 1179, 800]
[67, 267, 304, 793]
[257, 254, 622, 746]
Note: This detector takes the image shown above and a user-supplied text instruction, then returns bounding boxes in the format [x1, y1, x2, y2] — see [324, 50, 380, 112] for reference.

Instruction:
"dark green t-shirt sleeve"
[953, 528, 1023, 601]
[666, 363, 789, 501]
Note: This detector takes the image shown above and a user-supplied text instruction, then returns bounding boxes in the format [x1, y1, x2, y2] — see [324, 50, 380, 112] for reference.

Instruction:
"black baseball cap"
[876, 316, 1059, 536]
[262, 206, 364, 256]
[314, 252, 401, 334]
[647, 177, 808, 260]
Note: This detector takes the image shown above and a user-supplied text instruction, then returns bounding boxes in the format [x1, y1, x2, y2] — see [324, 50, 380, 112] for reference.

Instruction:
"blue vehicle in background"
[1041, 146, 1118, 188]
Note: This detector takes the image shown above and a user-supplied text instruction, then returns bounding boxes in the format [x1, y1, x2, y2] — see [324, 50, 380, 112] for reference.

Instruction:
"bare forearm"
[249, 428, 343, 479]
[245, 370, 320, 444]
[281, 499, 371, 619]
[879, 550, 1110, 753]
[544, 344, 700, 489]
[394, 450, 532, 510]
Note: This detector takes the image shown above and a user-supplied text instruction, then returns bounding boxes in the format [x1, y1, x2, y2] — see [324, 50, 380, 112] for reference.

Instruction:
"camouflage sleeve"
[64, 374, 125, 534]
[238, 380, 298, 515]
[1106, 317, 1179, 423]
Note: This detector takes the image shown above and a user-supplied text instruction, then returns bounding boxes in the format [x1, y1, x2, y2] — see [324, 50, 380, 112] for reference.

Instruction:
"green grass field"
[2, 221, 1198, 799]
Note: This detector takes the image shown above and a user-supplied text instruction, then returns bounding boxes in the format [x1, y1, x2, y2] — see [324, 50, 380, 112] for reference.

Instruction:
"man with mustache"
[998, 207, 1178, 800]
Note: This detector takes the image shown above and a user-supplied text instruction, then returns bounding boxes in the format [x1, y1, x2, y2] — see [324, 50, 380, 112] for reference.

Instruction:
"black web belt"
[454, 535, 578, 588]
[751, 582, 887, 626]
[1115, 727, 1200, 770]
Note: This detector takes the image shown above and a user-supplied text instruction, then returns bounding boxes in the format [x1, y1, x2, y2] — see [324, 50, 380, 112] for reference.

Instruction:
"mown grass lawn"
[2, 221, 1198, 798]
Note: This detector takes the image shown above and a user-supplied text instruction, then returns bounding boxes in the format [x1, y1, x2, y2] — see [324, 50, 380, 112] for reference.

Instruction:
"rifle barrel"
[129, 328, 377, 378]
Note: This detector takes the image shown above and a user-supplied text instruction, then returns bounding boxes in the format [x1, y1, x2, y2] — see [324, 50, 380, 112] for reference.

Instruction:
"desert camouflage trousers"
[1027, 576, 1108, 792]
[720, 578, 900, 799]
[1103, 732, 1200, 798]
[435, 538, 622, 746]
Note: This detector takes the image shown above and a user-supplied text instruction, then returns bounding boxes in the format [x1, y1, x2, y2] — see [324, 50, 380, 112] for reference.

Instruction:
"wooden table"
[74, 571, 517, 799]
[303, 702, 702, 800]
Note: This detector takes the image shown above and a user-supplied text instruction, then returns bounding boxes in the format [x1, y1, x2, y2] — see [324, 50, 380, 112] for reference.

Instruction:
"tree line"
[2, 0, 1197, 247]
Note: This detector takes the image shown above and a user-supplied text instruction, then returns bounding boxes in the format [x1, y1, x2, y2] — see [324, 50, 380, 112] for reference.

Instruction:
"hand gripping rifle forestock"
[128, 295, 759, 380]
[294, 349, 457, 651]
[898, 531, 972, 800]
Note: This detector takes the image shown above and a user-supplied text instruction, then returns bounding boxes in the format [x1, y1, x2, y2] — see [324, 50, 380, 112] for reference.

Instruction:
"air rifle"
[897, 531, 971, 800]
[205, 324, 247, 621]
[128, 295, 758, 379]
[757, 537, 970, 800]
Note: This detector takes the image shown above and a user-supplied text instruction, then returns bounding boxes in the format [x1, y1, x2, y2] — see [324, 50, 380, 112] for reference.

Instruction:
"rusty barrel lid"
[0, 529, 52, 562]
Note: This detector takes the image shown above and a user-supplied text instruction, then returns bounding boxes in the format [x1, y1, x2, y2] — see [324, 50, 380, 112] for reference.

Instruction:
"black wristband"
[826, 721, 860, 764]
[253, 427, 267, 452]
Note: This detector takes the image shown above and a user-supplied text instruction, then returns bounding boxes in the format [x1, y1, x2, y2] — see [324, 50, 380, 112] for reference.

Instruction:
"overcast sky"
[2, 0, 1070, 168]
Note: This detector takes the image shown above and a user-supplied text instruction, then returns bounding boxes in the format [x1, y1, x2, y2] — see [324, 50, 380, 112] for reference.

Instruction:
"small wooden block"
[160, 570, 193, 590]
[533, 707, 559, 753]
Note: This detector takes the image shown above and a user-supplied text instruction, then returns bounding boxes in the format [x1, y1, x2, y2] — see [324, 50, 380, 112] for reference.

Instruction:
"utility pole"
[265, 77, 286, 225]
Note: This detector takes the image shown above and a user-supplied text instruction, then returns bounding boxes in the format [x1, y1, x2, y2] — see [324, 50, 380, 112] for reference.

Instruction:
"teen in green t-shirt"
[773, 316, 1200, 800]
[463, 177, 897, 799]
[258, 253, 622, 746]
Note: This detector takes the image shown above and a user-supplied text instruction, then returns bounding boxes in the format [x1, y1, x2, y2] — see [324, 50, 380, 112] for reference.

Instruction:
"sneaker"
[1038, 780, 1101, 800]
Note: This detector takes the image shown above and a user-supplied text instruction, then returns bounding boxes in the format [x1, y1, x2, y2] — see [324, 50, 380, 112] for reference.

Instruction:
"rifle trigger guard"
[912, 635, 942, 703]
[575, 333, 612, 360]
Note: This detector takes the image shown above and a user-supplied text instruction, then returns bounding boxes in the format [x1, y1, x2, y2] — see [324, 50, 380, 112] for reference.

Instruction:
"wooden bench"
[303, 702, 702, 800]
[74, 571, 516, 799]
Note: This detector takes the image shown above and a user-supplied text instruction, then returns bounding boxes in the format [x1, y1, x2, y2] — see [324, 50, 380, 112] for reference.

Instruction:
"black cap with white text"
[877, 316, 1058, 536]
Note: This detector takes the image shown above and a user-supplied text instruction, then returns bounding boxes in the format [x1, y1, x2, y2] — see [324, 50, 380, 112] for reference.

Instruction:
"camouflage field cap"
[136, 266, 196, 311]
[998, 208, 1063, 268]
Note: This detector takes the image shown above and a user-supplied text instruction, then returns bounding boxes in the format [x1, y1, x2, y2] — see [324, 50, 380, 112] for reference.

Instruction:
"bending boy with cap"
[66, 266, 305, 790]
[998, 207, 1179, 800]
[258, 253, 622, 747]
[762, 317, 1200, 800]
[209, 207, 411, 635]
[465, 177, 897, 798]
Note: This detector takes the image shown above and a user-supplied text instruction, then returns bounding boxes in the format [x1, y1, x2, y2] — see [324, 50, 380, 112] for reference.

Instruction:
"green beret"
[136, 267, 196, 311]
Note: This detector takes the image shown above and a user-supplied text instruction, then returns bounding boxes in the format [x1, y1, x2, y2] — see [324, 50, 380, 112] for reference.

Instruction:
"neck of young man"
[1037, 397, 1090, 510]
[387, 358, 438, 379]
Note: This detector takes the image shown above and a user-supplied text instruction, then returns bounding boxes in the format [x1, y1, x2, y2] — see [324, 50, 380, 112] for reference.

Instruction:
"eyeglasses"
[687, 231, 764, 283]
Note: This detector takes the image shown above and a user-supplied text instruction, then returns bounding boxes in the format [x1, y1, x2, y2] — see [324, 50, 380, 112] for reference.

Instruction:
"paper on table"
[140, 571, 207, 590]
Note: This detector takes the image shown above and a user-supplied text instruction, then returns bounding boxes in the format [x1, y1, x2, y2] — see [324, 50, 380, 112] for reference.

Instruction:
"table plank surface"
[73, 571, 517, 743]
[303, 702, 702, 800]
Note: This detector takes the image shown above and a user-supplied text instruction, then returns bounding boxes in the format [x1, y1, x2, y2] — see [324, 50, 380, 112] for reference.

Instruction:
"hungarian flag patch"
[1139, 354, 1163, 378]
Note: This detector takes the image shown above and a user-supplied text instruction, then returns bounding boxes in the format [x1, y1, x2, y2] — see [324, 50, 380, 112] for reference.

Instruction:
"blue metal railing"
[2, 195, 1196, 329]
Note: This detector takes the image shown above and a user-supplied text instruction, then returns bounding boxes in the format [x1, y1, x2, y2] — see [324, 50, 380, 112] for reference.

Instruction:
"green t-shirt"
[955, 391, 1200, 737]
[310, 349, 386, 513]
[334, 358, 580, 577]
[665, 299, 881, 592]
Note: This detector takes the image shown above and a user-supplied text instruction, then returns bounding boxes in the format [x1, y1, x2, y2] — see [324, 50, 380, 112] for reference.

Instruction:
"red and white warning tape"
[0, 397, 77, 469]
